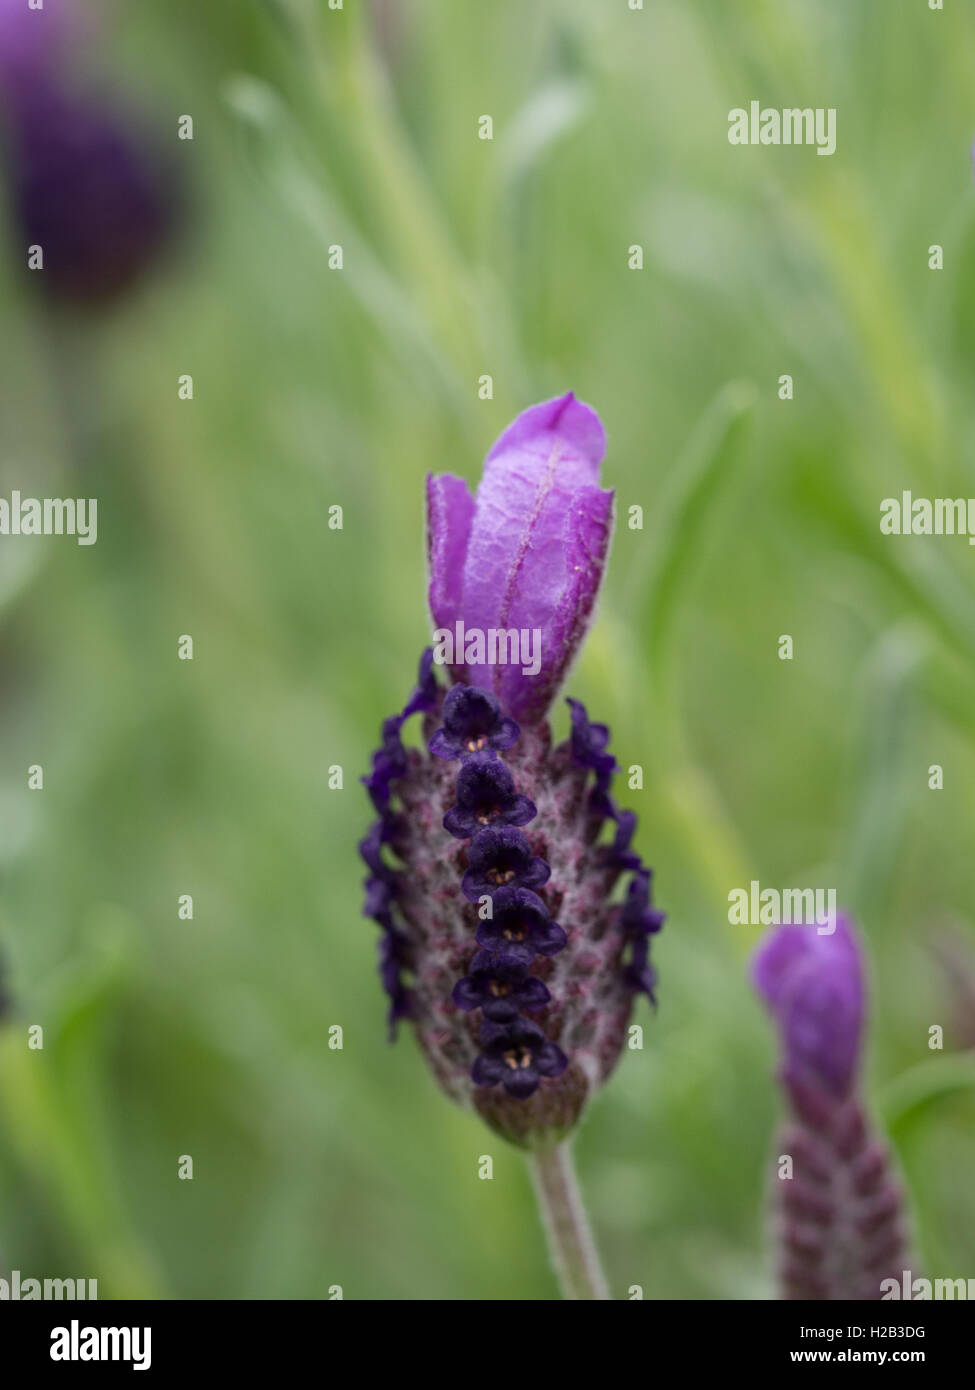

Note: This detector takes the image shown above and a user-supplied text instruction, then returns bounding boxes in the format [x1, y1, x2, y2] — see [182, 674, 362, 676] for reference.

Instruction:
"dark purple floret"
[452, 953, 551, 1021]
[362, 717, 408, 813]
[401, 648, 439, 720]
[567, 697, 618, 788]
[472, 1020, 569, 1099]
[363, 874, 395, 920]
[443, 755, 536, 839]
[622, 935, 656, 1000]
[359, 651, 442, 1036]
[614, 862, 664, 1003]
[378, 928, 412, 1039]
[461, 825, 551, 900]
[362, 649, 436, 811]
[429, 685, 520, 761]
[603, 808, 642, 870]
[358, 819, 399, 887]
[475, 886, 567, 963]
[621, 869, 666, 938]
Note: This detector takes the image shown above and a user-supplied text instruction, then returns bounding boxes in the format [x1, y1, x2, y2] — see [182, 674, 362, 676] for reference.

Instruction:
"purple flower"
[472, 1020, 568, 1100]
[428, 685, 519, 761]
[452, 952, 551, 1021]
[426, 394, 614, 724]
[753, 915, 863, 1100]
[0, 8, 177, 309]
[4, 84, 176, 307]
[474, 887, 567, 963]
[361, 398, 663, 1145]
[461, 825, 551, 900]
[752, 918, 910, 1300]
[443, 756, 536, 839]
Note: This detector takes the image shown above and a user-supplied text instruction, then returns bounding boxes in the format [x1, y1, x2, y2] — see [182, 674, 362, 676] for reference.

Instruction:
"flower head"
[426, 394, 614, 724]
[360, 398, 663, 1146]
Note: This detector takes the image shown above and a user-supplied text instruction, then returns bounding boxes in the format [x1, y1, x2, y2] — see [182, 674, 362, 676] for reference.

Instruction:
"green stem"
[528, 1142, 610, 1300]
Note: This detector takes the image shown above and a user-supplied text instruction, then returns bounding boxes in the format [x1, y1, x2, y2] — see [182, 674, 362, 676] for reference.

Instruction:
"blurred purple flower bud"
[426, 394, 614, 724]
[0, 3, 178, 308]
[753, 915, 863, 1100]
[1, 78, 177, 307]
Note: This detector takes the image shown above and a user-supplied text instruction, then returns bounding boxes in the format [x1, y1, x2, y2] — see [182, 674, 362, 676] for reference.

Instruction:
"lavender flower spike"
[426, 394, 614, 725]
[753, 917, 910, 1300]
[360, 396, 664, 1153]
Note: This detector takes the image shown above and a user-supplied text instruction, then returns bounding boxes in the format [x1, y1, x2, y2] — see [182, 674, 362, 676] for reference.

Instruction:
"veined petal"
[426, 472, 474, 633]
[450, 393, 613, 722]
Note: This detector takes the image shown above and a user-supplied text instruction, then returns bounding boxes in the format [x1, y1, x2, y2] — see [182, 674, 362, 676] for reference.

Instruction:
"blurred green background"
[1, 0, 974, 1300]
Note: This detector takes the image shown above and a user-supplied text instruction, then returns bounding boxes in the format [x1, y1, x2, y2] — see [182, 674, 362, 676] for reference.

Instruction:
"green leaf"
[635, 380, 756, 691]
[879, 1054, 975, 1136]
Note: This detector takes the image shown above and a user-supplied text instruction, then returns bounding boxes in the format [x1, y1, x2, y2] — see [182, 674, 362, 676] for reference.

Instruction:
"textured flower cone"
[754, 917, 911, 1300]
[362, 662, 660, 1148]
[401, 707, 637, 1146]
[776, 1087, 908, 1300]
[360, 396, 663, 1148]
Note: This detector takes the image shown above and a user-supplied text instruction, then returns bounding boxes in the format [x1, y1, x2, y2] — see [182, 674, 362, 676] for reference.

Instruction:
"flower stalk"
[528, 1143, 610, 1302]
